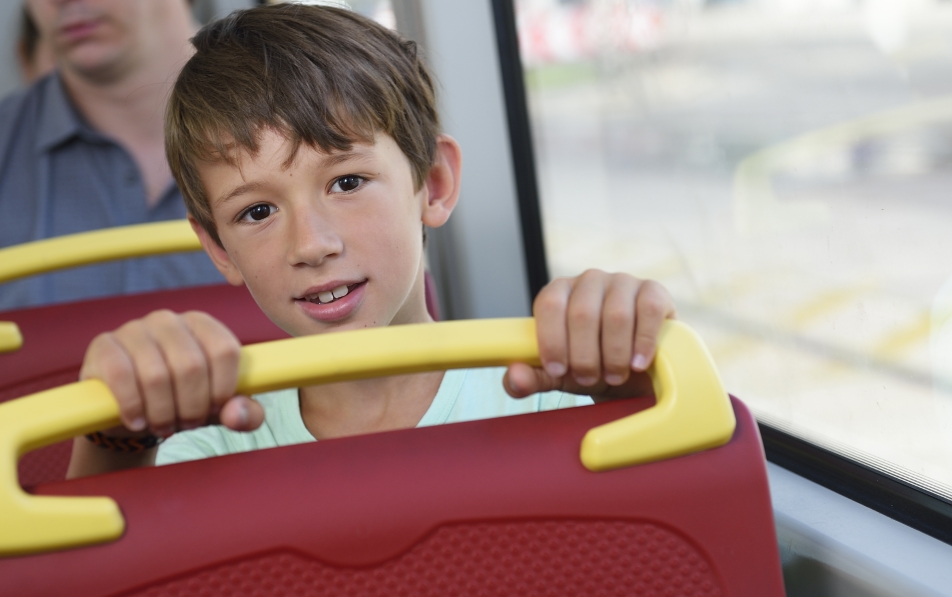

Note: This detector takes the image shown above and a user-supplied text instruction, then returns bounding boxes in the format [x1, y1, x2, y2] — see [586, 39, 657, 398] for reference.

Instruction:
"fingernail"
[605, 374, 624, 386]
[632, 354, 648, 371]
[545, 362, 566, 378]
[236, 403, 249, 426]
[574, 375, 597, 387]
[128, 417, 147, 432]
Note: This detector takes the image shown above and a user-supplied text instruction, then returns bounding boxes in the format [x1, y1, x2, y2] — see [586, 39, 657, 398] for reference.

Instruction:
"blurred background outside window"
[517, 0, 952, 498]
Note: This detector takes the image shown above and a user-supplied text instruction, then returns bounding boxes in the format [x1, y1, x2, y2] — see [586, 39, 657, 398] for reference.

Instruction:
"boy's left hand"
[504, 270, 676, 401]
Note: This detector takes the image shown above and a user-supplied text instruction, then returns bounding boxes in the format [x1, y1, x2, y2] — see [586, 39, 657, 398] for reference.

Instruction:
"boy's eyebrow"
[323, 148, 371, 167]
[216, 181, 267, 206]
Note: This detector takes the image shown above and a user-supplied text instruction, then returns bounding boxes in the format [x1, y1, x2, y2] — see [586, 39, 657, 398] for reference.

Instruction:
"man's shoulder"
[0, 75, 55, 134]
[0, 77, 48, 118]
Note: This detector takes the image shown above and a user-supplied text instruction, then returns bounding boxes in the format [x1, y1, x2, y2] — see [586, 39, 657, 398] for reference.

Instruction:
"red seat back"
[1, 395, 784, 596]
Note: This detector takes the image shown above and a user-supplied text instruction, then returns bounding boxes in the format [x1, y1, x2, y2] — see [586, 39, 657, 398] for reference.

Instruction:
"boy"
[67, 4, 676, 478]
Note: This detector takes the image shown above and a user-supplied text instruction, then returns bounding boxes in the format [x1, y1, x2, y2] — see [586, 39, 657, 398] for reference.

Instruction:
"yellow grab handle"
[0, 380, 126, 556]
[0, 318, 733, 557]
[236, 319, 538, 392]
[0, 321, 23, 354]
[0, 220, 202, 353]
[581, 320, 735, 471]
[0, 220, 201, 285]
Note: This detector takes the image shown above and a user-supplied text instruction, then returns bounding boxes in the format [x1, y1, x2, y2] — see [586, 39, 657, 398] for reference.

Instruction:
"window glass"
[518, 0, 952, 498]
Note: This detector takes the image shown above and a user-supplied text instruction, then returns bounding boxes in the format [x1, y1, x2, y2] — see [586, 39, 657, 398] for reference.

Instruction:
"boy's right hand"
[80, 310, 264, 438]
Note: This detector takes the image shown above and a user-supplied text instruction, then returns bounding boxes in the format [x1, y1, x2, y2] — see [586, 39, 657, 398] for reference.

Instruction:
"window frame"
[490, 0, 550, 300]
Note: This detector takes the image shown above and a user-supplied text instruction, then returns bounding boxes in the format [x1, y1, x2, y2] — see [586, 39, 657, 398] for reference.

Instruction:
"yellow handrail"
[0, 318, 734, 557]
[580, 319, 736, 471]
[0, 220, 202, 353]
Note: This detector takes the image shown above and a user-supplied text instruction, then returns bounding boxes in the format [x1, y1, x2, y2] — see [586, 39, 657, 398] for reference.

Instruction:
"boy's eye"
[331, 175, 364, 193]
[241, 204, 275, 222]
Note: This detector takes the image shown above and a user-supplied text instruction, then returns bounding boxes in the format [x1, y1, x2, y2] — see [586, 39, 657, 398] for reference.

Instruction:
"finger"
[113, 320, 177, 436]
[566, 269, 607, 387]
[80, 333, 148, 433]
[147, 310, 211, 429]
[601, 274, 639, 386]
[632, 280, 677, 371]
[218, 396, 264, 431]
[503, 362, 563, 398]
[183, 311, 241, 414]
[533, 277, 572, 379]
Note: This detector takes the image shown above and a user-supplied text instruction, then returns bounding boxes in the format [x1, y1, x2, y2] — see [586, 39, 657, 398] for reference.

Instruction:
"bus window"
[515, 0, 952, 512]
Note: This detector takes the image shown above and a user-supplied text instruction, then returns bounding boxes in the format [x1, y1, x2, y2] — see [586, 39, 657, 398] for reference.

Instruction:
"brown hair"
[166, 4, 441, 245]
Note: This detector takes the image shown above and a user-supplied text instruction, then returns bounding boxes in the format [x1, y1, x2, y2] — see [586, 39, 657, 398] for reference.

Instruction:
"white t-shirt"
[156, 367, 593, 465]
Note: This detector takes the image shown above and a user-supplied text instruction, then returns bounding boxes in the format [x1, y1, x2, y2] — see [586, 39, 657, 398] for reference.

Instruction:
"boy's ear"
[421, 134, 462, 228]
[189, 216, 245, 287]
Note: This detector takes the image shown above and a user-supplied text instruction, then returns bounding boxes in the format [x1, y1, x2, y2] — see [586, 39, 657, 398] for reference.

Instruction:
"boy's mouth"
[303, 283, 361, 305]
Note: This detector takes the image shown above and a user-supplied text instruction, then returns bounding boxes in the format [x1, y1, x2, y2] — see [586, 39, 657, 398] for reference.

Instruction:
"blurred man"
[0, 0, 222, 310]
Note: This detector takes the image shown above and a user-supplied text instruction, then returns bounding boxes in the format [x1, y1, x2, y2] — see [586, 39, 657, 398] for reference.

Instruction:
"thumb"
[217, 395, 265, 431]
[504, 362, 564, 398]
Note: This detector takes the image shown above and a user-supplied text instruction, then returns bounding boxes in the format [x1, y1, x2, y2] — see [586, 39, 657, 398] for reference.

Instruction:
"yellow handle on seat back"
[580, 320, 736, 471]
[0, 318, 734, 557]
[0, 220, 202, 353]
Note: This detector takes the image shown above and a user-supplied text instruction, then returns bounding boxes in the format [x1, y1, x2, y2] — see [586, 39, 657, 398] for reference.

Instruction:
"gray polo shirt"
[0, 72, 223, 311]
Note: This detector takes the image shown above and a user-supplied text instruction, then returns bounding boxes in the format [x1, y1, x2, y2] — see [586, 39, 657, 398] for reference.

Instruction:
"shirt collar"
[34, 71, 103, 153]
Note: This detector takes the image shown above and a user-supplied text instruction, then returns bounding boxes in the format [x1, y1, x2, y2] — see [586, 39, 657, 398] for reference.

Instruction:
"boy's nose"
[286, 211, 343, 266]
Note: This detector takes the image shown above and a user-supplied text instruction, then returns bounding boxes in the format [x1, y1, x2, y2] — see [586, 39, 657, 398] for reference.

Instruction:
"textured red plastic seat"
[1, 393, 783, 596]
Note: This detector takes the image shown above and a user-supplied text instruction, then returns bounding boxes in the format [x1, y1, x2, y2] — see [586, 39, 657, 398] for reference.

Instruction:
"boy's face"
[194, 130, 457, 337]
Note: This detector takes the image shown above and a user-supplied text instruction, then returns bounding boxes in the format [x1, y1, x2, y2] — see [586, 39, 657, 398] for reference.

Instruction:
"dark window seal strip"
[490, 0, 551, 302]
[761, 422, 952, 546]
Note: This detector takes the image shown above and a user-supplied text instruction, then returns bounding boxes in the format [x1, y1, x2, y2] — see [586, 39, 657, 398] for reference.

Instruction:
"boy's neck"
[298, 370, 445, 440]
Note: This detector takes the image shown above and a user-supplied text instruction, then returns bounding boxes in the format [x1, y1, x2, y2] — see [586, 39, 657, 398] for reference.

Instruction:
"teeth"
[304, 285, 353, 304]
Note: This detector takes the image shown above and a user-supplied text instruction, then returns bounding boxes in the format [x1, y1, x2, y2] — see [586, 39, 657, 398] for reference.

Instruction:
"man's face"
[26, 0, 162, 81]
[197, 130, 434, 338]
